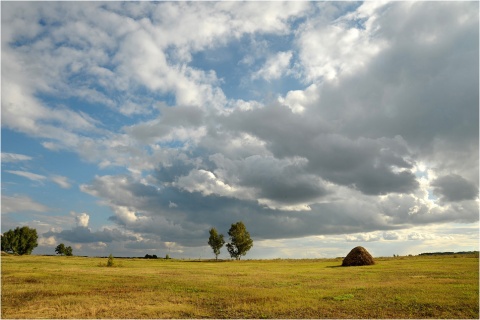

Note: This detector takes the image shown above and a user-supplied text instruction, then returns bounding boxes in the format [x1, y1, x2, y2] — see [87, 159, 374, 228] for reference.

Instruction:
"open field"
[1, 254, 478, 319]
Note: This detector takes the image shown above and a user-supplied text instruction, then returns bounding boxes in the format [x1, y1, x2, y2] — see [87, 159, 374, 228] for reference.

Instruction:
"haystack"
[342, 246, 375, 266]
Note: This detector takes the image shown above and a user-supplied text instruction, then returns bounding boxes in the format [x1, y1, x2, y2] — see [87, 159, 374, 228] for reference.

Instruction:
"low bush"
[107, 254, 115, 267]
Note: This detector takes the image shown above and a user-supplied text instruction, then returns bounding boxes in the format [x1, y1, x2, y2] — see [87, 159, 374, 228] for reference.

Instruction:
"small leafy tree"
[55, 243, 66, 255]
[65, 246, 73, 256]
[208, 227, 225, 260]
[1, 226, 38, 255]
[226, 221, 253, 260]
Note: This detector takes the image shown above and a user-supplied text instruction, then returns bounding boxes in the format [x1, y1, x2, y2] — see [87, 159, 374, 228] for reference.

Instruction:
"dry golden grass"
[1, 254, 478, 318]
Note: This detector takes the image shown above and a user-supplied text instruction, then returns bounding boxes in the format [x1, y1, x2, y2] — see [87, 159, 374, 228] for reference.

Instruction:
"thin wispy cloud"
[1, 153, 32, 163]
[51, 175, 72, 189]
[1, 195, 50, 214]
[6, 170, 47, 183]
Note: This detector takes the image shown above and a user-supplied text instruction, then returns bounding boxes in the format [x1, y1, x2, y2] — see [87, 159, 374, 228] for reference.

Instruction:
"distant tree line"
[208, 221, 253, 260]
[419, 251, 479, 256]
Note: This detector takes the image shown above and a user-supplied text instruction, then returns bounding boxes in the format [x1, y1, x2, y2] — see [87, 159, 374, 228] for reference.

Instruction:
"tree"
[1, 230, 16, 253]
[55, 243, 73, 256]
[55, 243, 66, 255]
[226, 221, 253, 260]
[1, 226, 38, 255]
[65, 246, 73, 256]
[208, 227, 225, 260]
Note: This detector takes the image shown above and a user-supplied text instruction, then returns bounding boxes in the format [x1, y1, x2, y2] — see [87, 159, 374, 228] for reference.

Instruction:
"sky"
[1, 1, 478, 259]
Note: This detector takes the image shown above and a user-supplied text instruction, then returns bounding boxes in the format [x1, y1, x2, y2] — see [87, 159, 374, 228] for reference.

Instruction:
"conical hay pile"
[342, 246, 375, 266]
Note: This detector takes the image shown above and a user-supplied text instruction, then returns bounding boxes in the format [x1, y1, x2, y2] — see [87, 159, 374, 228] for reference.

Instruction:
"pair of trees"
[1, 226, 38, 255]
[208, 221, 253, 260]
[55, 243, 73, 256]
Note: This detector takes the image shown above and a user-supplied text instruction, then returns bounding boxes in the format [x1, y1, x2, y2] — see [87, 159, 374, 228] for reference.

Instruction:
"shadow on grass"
[326, 265, 343, 268]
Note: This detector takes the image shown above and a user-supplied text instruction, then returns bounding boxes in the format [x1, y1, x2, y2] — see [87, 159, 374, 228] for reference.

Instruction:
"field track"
[1, 254, 478, 318]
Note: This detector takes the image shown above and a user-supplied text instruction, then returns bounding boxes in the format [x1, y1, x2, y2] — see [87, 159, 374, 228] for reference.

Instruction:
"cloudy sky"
[1, 1, 478, 259]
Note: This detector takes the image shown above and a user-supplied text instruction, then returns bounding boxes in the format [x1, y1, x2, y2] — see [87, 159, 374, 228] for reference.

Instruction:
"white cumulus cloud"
[75, 213, 90, 228]
[253, 51, 293, 81]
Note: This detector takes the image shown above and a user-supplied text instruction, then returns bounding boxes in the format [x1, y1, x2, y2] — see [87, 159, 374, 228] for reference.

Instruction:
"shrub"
[107, 254, 115, 267]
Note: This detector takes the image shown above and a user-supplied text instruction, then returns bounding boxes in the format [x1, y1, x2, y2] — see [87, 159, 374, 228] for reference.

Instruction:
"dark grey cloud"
[379, 192, 479, 226]
[310, 1, 478, 161]
[431, 174, 478, 202]
[221, 104, 419, 196]
[303, 135, 418, 195]
[382, 231, 400, 241]
[124, 105, 205, 144]
[80, 173, 405, 247]
[277, 2, 479, 199]
[209, 154, 330, 206]
[155, 160, 196, 184]
[251, 172, 327, 205]
[44, 226, 138, 244]
[80, 167, 477, 250]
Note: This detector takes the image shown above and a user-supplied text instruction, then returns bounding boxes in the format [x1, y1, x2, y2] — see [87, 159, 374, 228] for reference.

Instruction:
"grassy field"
[1, 254, 478, 319]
